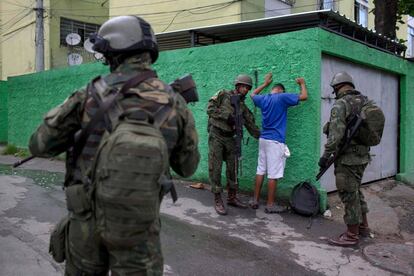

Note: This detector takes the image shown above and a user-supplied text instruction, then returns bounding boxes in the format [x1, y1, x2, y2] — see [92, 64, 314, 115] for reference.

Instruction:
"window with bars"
[354, 0, 368, 27]
[319, 0, 335, 10]
[408, 25, 414, 57]
[60, 17, 100, 46]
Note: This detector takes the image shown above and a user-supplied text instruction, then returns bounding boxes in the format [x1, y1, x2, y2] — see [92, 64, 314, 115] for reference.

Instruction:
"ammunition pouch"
[211, 126, 235, 137]
[49, 215, 69, 263]
[65, 184, 92, 217]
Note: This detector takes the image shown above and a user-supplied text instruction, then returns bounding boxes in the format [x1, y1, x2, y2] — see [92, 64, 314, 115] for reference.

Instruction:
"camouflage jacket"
[324, 89, 370, 165]
[207, 89, 260, 138]
[29, 53, 200, 180]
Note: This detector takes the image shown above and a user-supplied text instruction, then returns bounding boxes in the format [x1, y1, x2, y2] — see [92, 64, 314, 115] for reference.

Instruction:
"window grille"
[60, 17, 100, 46]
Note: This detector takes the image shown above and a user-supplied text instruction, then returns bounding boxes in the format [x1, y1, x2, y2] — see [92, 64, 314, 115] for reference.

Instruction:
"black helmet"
[90, 15, 158, 63]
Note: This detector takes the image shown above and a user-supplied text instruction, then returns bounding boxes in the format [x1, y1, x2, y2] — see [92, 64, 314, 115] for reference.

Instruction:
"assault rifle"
[13, 73, 199, 168]
[230, 94, 243, 185]
[316, 114, 364, 181]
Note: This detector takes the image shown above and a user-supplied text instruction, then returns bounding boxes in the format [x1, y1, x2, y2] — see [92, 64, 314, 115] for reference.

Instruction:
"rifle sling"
[72, 70, 157, 162]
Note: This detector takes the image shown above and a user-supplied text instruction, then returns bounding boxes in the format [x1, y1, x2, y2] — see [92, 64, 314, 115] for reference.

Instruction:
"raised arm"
[250, 73, 272, 98]
[295, 77, 308, 101]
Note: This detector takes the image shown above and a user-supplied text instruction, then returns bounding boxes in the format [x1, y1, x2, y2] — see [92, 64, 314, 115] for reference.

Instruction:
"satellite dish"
[84, 38, 95, 53]
[66, 33, 81, 46]
[94, 52, 104, 60]
[67, 53, 83, 66]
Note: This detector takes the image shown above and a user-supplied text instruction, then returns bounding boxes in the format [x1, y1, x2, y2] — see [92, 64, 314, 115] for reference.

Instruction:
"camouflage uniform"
[207, 89, 260, 193]
[29, 53, 200, 275]
[323, 89, 370, 226]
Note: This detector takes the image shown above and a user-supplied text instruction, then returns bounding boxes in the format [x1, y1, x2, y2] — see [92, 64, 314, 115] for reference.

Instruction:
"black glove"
[318, 156, 329, 168]
[227, 114, 235, 127]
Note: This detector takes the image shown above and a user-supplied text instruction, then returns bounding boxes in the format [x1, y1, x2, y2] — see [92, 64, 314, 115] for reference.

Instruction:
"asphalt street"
[0, 155, 411, 276]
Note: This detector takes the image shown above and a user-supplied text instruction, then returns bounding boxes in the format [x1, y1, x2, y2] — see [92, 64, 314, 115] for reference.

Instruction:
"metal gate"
[320, 55, 399, 192]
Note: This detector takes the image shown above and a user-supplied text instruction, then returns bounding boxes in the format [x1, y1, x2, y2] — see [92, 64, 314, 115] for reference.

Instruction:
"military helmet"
[330, 72, 355, 88]
[234, 74, 253, 87]
[90, 15, 158, 62]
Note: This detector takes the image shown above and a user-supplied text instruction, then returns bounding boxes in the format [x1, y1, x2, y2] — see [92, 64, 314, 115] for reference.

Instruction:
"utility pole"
[35, 0, 44, 71]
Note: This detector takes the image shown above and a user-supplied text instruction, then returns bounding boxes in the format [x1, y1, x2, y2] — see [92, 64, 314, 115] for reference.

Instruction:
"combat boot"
[328, 224, 359, 247]
[359, 213, 371, 237]
[214, 193, 227, 215]
[227, 189, 248, 209]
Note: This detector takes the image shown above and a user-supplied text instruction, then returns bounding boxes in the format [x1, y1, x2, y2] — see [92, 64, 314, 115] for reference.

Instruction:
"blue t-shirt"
[252, 93, 299, 143]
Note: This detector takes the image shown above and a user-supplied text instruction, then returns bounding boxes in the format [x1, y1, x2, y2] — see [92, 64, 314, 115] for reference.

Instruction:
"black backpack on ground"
[290, 181, 320, 217]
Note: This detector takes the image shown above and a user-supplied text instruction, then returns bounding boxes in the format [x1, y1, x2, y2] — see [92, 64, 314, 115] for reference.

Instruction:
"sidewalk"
[0, 153, 413, 275]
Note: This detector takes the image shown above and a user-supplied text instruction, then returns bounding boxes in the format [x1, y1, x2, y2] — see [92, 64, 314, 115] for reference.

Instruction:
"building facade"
[0, 1, 412, 78]
[0, 0, 107, 80]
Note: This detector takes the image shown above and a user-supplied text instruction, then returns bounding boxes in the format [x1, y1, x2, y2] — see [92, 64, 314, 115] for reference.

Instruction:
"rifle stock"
[230, 94, 243, 184]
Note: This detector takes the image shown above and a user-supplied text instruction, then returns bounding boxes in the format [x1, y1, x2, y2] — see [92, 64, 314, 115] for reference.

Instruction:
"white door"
[320, 55, 399, 192]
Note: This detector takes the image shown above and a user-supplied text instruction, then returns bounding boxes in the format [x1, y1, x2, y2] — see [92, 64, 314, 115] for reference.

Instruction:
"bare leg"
[267, 179, 277, 206]
[253, 174, 264, 202]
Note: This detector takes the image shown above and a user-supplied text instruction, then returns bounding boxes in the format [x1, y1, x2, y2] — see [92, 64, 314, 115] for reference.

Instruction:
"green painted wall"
[7, 63, 107, 147]
[6, 28, 325, 207]
[5, 27, 414, 209]
[154, 29, 324, 207]
[0, 81, 7, 142]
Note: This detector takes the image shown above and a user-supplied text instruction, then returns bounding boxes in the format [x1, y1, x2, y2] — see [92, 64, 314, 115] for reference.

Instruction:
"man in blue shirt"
[250, 73, 308, 213]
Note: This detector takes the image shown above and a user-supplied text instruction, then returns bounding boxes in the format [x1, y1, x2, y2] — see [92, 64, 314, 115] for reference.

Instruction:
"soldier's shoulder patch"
[330, 106, 339, 118]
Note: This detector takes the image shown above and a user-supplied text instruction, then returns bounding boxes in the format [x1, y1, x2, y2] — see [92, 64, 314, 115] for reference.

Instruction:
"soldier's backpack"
[87, 72, 175, 248]
[290, 181, 320, 217]
[345, 92, 385, 146]
[357, 100, 385, 146]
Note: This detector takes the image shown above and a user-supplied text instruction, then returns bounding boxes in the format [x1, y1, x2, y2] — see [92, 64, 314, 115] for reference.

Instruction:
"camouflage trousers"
[64, 213, 163, 276]
[208, 128, 237, 193]
[334, 163, 369, 225]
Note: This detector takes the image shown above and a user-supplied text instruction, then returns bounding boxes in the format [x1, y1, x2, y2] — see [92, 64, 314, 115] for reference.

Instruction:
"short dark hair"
[272, 83, 285, 91]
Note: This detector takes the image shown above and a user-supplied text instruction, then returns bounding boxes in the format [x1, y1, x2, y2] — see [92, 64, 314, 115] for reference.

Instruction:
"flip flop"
[249, 199, 259, 209]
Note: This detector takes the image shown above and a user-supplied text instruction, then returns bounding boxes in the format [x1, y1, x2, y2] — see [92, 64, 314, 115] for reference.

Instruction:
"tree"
[373, 0, 414, 39]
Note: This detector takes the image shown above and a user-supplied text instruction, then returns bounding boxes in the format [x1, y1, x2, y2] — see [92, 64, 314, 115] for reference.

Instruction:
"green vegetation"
[1, 144, 30, 157]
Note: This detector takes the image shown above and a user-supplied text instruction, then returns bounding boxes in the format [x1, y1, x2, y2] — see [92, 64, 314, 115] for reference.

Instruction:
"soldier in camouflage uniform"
[207, 74, 260, 215]
[319, 72, 370, 247]
[29, 16, 199, 275]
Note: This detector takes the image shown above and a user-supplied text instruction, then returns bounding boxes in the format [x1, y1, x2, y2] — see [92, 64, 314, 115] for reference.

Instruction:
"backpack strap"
[73, 70, 157, 163]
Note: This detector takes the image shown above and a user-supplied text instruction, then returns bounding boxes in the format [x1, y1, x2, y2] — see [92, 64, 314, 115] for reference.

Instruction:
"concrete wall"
[7, 62, 107, 148]
[241, 0, 265, 21]
[5, 28, 325, 207]
[109, 0, 242, 33]
[48, 0, 108, 69]
[0, 0, 107, 79]
[0, 0, 38, 80]
[0, 81, 7, 143]
[155, 28, 324, 206]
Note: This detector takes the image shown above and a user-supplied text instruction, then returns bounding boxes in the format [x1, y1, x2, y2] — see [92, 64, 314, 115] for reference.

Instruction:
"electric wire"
[47, 0, 241, 16]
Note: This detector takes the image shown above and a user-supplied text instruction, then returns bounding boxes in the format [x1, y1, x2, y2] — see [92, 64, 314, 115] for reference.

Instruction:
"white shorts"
[256, 138, 289, 179]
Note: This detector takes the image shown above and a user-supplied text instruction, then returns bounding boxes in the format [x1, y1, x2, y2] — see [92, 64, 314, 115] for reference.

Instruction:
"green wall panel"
[0, 81, 7, 143]
[7, 63, 108, 148]
[154, 28, 324, 206]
